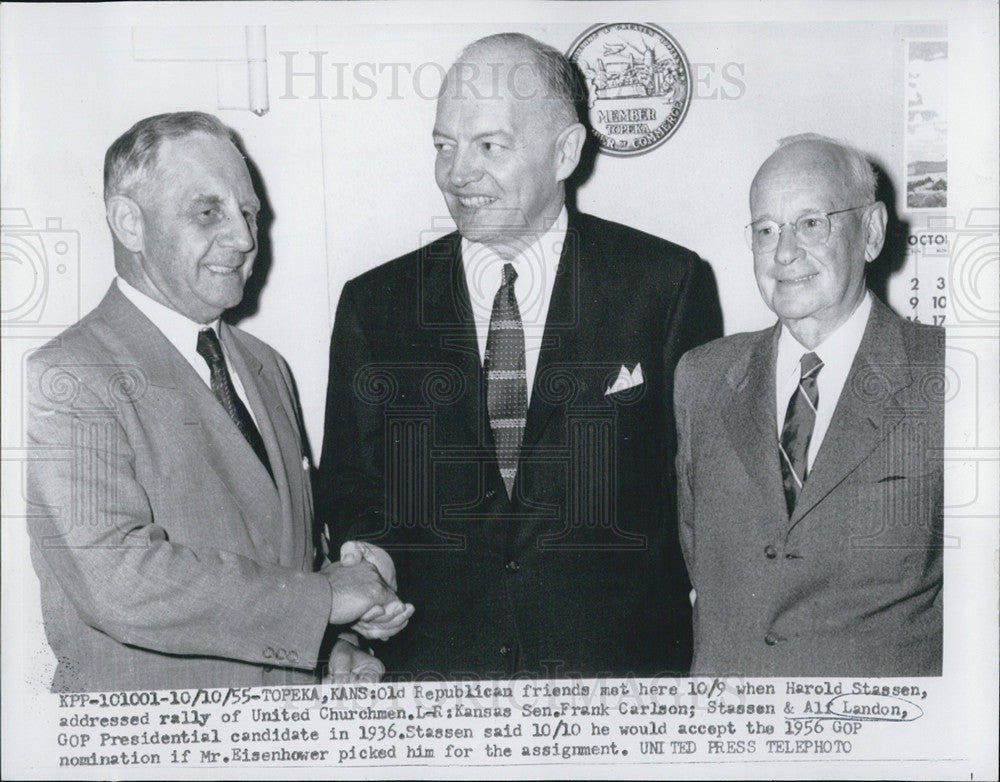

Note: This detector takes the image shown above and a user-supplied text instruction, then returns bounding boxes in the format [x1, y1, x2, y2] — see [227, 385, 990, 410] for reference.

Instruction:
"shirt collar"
[460, 206, 568, 275]
[116, 276, 221, 354]
[776, 290, 872, 380]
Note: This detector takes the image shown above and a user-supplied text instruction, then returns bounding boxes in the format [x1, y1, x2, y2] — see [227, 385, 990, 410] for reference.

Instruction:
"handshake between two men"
[322, 542, 415, 682]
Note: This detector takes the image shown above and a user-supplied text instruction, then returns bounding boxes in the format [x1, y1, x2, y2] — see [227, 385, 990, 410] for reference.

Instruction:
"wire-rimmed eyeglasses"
[745, 204, 870, 252]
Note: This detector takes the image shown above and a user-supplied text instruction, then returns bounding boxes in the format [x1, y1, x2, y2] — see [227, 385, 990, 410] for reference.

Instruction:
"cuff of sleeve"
[262, 570, 333, 669]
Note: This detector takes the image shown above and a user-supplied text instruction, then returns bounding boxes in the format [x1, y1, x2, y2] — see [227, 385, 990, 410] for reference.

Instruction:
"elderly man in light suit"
[676, 134, 944, 676]
[27, 112, 412, 692]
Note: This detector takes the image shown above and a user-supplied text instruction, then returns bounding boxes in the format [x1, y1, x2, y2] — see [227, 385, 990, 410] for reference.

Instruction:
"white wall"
[1, 1, 998, 758]
[4, 2, 990, 458]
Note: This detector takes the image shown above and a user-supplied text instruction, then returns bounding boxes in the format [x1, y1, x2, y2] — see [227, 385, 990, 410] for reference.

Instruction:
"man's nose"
[773, 223, 803, 265]
[220, 211, 256, 253]
[448, 146, 483, 188]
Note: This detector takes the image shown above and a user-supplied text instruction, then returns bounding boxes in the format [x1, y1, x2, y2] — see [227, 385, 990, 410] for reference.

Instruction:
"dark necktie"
[485, 262, 527, 498]
[196, 327, 273, 480]
[779, 351, 823, 516]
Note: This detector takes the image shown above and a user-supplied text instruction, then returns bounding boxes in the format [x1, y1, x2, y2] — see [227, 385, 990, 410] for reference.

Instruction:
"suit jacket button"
[764, 545, 777, 559]
[764, 633, 779, 646]
[505, 560, 520, 572]
[485, 489, 497, 500]
[499, 644, 511, 656]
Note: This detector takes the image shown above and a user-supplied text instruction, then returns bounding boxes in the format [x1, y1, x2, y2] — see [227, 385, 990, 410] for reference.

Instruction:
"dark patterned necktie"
[485, 262, 527, 498]
[196, 327, 273, 480]
[779, 351, 823, 515]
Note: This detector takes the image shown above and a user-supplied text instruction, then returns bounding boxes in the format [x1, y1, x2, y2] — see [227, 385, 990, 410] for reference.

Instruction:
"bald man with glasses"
[674, 134, 945, 676]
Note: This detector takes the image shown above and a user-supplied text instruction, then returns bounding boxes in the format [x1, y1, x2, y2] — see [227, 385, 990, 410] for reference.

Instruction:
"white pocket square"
[605, 363, 644, 396]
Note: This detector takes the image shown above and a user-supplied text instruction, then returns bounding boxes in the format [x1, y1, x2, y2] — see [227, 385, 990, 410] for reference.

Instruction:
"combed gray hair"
[777, 132, 878, 203]
[103, 111, 237, 202]
[449, 32, 586, 129]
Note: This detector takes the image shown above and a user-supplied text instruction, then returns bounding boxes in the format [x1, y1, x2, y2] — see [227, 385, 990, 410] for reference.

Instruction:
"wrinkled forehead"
[750, 143, 854, 213]
[151, 133, 256, 199]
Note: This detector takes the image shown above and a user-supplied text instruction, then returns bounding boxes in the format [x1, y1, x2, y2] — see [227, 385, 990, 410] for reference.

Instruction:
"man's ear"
[554, 122, 586, 182]
[106, 195, 145, 254]
[863, 201, 888, 263]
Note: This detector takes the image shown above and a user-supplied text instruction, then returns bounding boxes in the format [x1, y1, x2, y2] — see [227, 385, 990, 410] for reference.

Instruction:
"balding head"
[748, 134, 887, 348]
[751, 133, 877, 210]
[432, 33, 587, 256]
[441, 33, 584, 132]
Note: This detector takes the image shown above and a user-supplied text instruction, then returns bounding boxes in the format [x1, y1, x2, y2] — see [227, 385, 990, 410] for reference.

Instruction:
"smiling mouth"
[457, 195, 498, 209]
[205, 264, 242, 275]
[777, 273, 818, 284]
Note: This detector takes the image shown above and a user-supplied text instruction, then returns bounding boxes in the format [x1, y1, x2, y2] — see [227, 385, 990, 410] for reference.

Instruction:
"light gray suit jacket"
[675, 295, 944, 676]
[27, 283, 331, 692]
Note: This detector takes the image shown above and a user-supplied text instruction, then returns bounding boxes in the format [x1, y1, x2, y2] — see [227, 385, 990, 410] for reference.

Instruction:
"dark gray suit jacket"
[319, 212, 722, 678]
[676, 295, 944, 676]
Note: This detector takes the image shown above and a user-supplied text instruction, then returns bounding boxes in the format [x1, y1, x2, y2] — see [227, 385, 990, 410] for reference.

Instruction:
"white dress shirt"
[775, 291, 872, 471]
[461, 207, 567, 405]
[116, 277, 259, 425]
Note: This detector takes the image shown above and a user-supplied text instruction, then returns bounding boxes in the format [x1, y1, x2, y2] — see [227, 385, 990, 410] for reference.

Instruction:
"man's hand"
[353, 600, 414, 640]
[321, 556, 399, 626]
[323, 634, 385, 683]
[340, 541, 397, 589]
[337, 541, 414, 640]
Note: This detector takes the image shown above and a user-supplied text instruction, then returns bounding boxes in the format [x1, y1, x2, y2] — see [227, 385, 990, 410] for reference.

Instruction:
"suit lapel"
[220, 324, 303, 562]
[101, 287, 281, 557]
[789, 297, 912, 530]
[218, 323, 282, 490]
[522, 215, 613, 449]
[422, 235, 484, 445]
[721, 325, 790, 523]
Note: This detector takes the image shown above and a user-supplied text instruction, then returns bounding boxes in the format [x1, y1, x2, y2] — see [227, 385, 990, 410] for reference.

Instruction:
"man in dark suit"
[27, 112, 410, 692]
[676, 134, 944, 676]
[319, 33, 721, 678]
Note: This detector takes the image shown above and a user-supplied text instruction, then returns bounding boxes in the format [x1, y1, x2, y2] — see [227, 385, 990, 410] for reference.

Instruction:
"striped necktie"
[196, 327, 274, 481]
[485, 262, 527, 498]
[779, 351, 823, 515]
